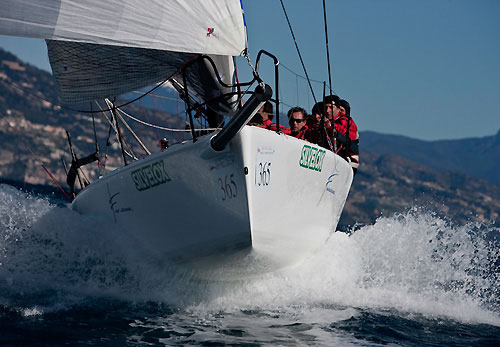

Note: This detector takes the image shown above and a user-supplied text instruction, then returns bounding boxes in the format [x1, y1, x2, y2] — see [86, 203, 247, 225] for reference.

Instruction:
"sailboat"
[0, 0, 353, 274]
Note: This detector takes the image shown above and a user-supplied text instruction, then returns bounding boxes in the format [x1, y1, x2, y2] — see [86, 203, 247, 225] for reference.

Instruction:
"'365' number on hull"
[255, 162, 271, 186]
[218, 174, 238, 201]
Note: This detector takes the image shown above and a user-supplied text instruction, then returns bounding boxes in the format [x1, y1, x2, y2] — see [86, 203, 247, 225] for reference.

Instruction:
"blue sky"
[1, 0, 499, 140]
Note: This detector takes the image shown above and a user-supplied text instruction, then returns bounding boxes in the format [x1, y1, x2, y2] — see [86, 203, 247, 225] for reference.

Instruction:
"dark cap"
[337, 99, 351, 115]
[311, 102, 324, 115]
[324, 94, 340, 105]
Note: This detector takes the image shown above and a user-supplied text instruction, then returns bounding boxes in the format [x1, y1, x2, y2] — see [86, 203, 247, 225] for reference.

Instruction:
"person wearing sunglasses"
[287, 106, 309, 139]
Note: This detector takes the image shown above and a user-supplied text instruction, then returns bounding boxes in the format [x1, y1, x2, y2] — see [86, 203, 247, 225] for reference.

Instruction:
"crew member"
[335, 99, 360, 175]
[262, 101, 290, 134]
[288, 106, 308, 139]
[308, 102, 323, 128]
[259, 101, 274, 127]
[304, 95, 360, 175]
[304, 95, 339, 149]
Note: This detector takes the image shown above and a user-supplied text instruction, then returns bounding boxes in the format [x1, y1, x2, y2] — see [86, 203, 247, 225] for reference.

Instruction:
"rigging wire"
[95, 99, 137, 162]
[104, 99, 151, 156]
[279, 62, 330, 88]
[41, 164, 73, 202]
[279, 0, 318, 106]
[3, 73, 170, 114]
[2, 53, 201, 115]
[90, 102, 100, 156]
[129, 90, 182, 102]
[4, 49, 326, 132]
[150, 89, 164, 143]
[278, 0, 337, 153]
[21, 140, 73, 202]
[323, 0, 333, 95]
[116, 106, 221, 132]
[3, 54, 316, 129]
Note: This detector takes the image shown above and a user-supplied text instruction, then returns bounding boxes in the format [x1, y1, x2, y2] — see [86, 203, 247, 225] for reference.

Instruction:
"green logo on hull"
[299, 145, 326, 172]
[131, 160, 171, 191]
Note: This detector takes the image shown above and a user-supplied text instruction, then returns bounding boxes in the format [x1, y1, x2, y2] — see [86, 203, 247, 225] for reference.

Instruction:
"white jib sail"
[0, 0, 247, 56]
[46, 40, 237, 106]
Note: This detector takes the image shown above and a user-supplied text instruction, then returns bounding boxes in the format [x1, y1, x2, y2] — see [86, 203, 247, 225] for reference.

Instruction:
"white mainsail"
[0, 0, 246, 105]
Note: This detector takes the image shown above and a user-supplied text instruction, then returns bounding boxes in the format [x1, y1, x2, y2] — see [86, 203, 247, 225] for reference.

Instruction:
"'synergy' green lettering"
[299, 145, 326, 172]
[131, 160, 171, 191]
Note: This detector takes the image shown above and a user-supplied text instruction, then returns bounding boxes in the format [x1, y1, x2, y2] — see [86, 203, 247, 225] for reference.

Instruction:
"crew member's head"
[311, 102, 324, 122]
[258, 101, 274, 121]
[287, 106, 307, 133]
[337, 99, 350, 116]
[324, 94, 341, 120]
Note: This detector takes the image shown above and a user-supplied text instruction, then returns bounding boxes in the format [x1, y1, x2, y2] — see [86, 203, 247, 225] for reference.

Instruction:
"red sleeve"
[281, 126, 292, 135]
[348, 119, 359, 141]
[263, 119, 273, 127]
[334, 117, 347, 136]
[335, 117, 358, 141]
[265, 122, 291, 135]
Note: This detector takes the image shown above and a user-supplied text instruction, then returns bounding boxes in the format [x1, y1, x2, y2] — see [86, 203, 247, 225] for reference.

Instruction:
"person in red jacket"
[304, 95, 360, 175]
[335, 99, 360, 175]
[259, 101, 274, 127]
[304, 95, 339, 150]
[308, 102, 323, 127]
[250, 101, 291, 134]
[287, 106, 308, 139]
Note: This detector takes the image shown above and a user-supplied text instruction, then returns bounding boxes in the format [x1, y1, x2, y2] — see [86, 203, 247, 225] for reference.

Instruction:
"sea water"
[0, 183, 499, 346]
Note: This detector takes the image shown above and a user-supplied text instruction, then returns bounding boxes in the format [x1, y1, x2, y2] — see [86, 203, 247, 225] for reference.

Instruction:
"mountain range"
[1, 47, 499, 227]
[360, 130, 500, 185]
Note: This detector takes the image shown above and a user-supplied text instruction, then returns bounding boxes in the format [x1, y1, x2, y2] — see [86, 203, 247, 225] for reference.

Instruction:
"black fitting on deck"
[211, 84, 273, 152]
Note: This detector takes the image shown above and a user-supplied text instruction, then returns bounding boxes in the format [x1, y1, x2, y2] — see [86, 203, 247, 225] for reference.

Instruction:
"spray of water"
[1, 184, 499, 326]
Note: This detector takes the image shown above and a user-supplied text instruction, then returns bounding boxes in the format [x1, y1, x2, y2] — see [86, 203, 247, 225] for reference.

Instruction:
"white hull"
[72, 126, 353, 272]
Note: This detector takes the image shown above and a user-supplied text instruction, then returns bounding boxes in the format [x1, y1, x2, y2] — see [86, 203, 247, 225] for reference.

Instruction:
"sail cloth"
[0, 0, 247, 56]
[0, 0, 246, 107]
[46, 40, 236, 109]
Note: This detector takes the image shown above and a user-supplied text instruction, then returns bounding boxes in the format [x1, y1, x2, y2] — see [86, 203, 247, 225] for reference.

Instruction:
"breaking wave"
[0, 183, 499, 326]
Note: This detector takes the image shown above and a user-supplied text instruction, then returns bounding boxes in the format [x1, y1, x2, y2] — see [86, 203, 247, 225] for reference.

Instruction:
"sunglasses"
[290, 118, 305, 123]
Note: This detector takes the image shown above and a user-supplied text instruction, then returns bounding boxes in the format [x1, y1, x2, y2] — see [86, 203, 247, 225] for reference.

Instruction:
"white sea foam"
[0, 184, 141, 308]
[1, 184, 499, 327]
[195, 210, 499, 325]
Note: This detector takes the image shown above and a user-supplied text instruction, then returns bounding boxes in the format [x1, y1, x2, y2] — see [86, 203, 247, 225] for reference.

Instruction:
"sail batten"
[0, 0, 247, 56]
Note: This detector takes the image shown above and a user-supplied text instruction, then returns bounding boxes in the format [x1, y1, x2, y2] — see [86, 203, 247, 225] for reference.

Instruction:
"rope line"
[116, 107, 222, 132]
[129, 90, 183, 102]
[3, 56, 326, 119]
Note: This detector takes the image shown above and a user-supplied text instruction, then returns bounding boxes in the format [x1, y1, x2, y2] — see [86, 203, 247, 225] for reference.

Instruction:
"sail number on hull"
[255, 162, 271, 187]
[218, 174, 238, 201]
[255, 146, 275, 189]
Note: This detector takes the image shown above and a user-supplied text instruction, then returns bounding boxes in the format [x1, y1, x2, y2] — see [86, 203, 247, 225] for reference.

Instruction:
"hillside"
[1, 47, 499, 227]
[340, 150, 500, 226]
[361, 130, 500, 185]
[0, 48, 186, 185]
